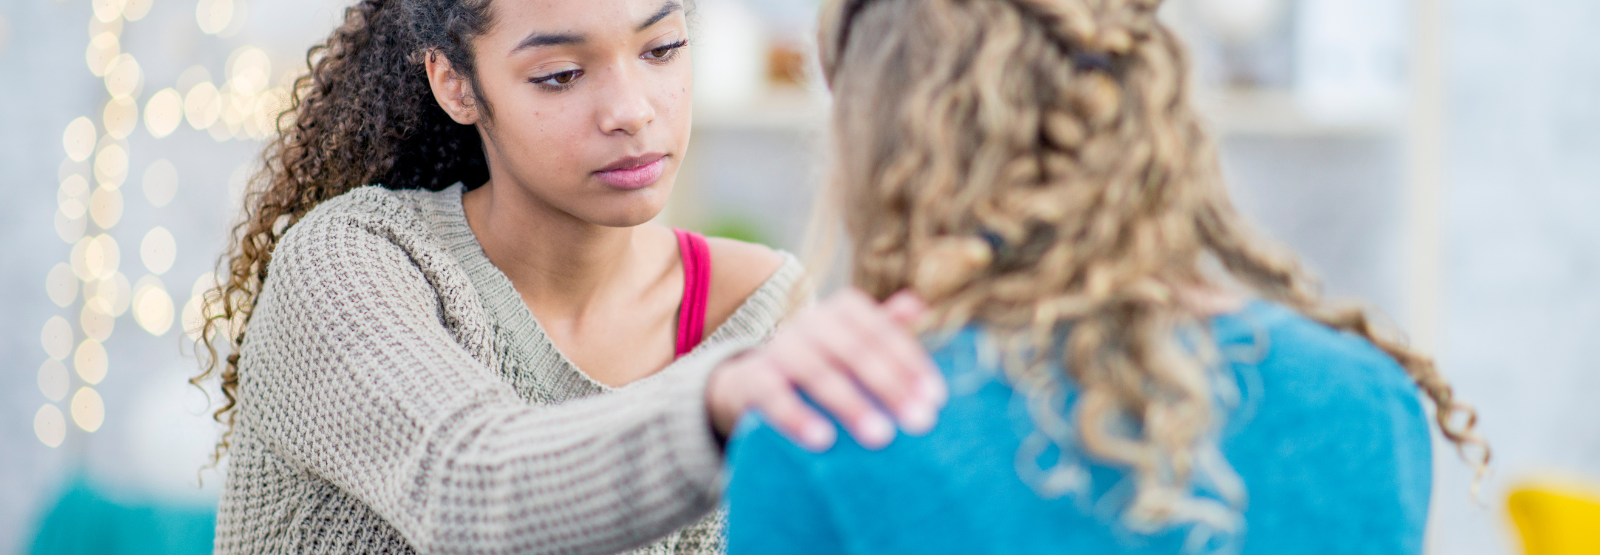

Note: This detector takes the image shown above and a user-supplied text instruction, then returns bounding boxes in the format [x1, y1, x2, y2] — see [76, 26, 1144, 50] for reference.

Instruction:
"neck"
[461, 180, 637, 317]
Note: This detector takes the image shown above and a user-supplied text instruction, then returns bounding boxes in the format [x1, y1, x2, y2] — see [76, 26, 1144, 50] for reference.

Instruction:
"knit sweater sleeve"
[236, 202, 736, 554]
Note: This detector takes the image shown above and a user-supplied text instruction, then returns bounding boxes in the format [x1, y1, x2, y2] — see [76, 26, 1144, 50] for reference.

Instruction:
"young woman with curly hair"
[190, 0, 948, 553]
[725, 0, 1489, 553]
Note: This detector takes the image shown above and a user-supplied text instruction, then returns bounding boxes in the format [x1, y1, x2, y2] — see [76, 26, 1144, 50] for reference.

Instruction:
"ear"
[425, 50, 480, 125]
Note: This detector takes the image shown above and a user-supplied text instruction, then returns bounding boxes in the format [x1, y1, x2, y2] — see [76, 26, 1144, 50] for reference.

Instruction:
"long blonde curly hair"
[815, 0, 1487, 539]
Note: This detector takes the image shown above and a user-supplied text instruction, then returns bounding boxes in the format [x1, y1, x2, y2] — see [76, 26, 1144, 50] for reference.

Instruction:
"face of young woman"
[471, 0, 692, 227]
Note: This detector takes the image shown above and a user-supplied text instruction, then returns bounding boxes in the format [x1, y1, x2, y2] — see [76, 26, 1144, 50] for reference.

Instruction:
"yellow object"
[1508, 483, 1600, 555]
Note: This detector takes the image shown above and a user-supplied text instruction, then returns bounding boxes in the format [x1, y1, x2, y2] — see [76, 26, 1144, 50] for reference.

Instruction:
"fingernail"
[801, 421, 836, 451]
[856, 412, 895, 448]
[898, 404, 937, 436]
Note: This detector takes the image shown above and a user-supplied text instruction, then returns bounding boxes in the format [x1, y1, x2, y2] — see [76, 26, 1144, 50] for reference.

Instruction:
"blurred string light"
[196, 0, 234, 35]
[35, 406, 66, 449]
[39, 361, 71, 403]
[39, 0, 292, 448]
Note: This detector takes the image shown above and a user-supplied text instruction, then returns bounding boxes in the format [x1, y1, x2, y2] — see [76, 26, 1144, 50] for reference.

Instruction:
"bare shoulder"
[705, 237, 787, 326]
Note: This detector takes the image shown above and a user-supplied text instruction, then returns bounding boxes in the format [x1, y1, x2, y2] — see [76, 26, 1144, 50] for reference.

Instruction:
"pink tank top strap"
[673, 229, 712, 358]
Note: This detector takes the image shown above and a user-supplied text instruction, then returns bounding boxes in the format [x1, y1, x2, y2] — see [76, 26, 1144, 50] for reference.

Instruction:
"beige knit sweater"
[213, 184, 801, 554]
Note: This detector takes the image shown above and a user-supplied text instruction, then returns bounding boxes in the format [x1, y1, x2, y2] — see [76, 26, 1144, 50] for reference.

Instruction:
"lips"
[594, 153, 668, 190]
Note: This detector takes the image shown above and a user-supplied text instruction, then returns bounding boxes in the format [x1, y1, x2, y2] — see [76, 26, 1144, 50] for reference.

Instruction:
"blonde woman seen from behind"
[725, 0, 1489, 553]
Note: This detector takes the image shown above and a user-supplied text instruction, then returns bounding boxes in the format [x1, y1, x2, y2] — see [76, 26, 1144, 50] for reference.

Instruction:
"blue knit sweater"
[725, 301, 1432, 555]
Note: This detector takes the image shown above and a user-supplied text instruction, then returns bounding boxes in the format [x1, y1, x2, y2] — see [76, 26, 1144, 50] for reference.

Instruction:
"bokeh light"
[87, 13, 123, 40]
[46, 263, 79, 308]
[94, 142, 129, 189]
[38, 360, 70, 403]
[228, 47, 271, 95]
[41, 316, 74, 361]
[55, 211, 88, 244]
[63, 117, 97, 162]
[83, 234, 121, 281]
[35, 405, 66, 448]
[141, 227, 176, 274]
[85, 33, 119, 77]
[103, 96, 139, 140]
[90, 187, 124, 228]
[185, 81, 221, 130]
[142, 159, 178, 207]
[81, 300, 114, 342]
[196, 0, 234, 35]
[74, 338, 109, 384]
[93, 272, 132, 317]
[133, 277, 175, 336]
[145, 88, 183, 138]
[70, 237, 95, 281]
[122, 0, 152, 21]
[104, 53, 143, 100]
[253, 87, 291, 139]
[71, 387, 105, 433]
[176, 65, 212, 94]
[183, 273, 220, 341]
[91, 0, 126, 23]
[58, 174, 90, 219]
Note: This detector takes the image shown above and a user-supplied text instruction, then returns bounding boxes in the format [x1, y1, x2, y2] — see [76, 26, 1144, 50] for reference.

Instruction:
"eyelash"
[645, 40, 689, 63]
[528, 40, 688, 92]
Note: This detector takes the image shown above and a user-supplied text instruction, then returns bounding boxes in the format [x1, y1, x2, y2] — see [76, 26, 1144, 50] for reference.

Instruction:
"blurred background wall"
[0, 0, 1595, 553]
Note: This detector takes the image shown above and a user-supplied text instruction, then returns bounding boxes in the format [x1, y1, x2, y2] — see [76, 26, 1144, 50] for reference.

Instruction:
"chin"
[583, 196, 670, 228]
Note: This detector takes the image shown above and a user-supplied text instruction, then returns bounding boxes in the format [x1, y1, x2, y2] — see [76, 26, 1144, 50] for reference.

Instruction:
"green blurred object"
[29, 473, 216, 555]
[700, 214, 773, 247]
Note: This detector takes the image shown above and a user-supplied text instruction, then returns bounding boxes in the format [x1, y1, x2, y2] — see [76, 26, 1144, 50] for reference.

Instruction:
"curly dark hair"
[192, 0, 500, 460]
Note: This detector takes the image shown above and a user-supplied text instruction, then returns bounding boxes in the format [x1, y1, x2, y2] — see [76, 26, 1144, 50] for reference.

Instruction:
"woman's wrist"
[701, 289, 945, 453]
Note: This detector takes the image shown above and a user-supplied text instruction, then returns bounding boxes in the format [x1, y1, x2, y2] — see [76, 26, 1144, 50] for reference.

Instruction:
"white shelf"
[691, 88, 827, 132]
[1196, 88, 1400, 138]
[690, 87, 1399, 138]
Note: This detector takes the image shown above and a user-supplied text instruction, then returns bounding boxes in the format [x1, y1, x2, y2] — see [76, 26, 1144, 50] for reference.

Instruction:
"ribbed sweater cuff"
[659, 337, 763, 500]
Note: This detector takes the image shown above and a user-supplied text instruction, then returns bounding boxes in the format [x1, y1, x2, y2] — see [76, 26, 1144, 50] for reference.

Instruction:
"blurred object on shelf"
[1294, 0, 1408, 125]
[692, 0, 768, 110]
[1508, 478, 1600, 555]
[766, 40, 808, 88]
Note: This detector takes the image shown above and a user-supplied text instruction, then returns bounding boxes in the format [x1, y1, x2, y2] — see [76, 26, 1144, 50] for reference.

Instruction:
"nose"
[597, 66, 655, 137]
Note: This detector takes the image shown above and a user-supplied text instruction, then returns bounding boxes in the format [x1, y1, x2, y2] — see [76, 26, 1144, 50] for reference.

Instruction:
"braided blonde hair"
[815, 0, 1487, 539]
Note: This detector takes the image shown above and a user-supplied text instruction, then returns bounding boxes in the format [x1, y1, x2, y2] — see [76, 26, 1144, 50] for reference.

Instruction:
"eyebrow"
[636, 1, 683, 32]
[511, 1, 682, 53]
[513, 32, 584, 52]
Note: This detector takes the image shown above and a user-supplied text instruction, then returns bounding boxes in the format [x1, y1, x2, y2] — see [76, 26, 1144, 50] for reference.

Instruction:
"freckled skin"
[457, 0, 695, 228]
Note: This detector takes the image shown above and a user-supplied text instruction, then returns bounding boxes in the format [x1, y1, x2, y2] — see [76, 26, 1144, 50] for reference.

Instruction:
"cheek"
[504, 100, 591, 174]
[658, 66, 694, 150]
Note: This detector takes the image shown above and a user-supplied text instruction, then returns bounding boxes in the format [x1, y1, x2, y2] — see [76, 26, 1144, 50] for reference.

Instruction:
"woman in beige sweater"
[190, 0, 944, 553]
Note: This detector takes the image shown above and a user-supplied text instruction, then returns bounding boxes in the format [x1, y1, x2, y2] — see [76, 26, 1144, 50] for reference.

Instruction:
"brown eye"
[646, 40, 687, 61]
[552, 71, 577, 84]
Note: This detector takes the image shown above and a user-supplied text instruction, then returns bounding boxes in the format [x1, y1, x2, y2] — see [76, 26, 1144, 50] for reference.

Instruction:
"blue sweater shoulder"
[727, 301, 1432, 555]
